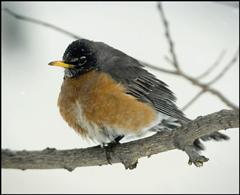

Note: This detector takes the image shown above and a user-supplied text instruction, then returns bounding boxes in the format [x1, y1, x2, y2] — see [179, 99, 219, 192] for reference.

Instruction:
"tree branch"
[196, 49, 226, 80]
[184, 73, 239, 110]
[139, 60, 178, 75]
[157, 3, 180, 71]
[3, 8, 81, 39]
[207, 49, 239, 85]
[182, 90, 205, 111]
[182, 49, 239, 111]
[157, 3, 239, 111]
[2, 109, 239, 171]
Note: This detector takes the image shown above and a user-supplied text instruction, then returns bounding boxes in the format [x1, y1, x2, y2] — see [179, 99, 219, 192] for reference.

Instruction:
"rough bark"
[2, 109, 239, 171]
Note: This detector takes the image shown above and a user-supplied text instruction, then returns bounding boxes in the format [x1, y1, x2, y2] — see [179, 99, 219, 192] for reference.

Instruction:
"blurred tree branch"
[196, 50, 226, 80]
[2, 109, 239, 170]
[156, 3, 239, 111]
[182, 49, 239, 111]
[3, 8, 82, 39]
[4, 5, 239, 111]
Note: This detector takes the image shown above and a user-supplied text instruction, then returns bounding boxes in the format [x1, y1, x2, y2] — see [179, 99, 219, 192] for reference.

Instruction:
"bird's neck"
[64, 66, 98, 79]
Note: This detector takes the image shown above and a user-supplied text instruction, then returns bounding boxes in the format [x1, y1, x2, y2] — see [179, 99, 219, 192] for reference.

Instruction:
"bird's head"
[49, 39, 98, 78]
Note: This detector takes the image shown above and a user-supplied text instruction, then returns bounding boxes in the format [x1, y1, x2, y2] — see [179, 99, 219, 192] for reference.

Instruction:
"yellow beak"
[48, 61, 75, 68]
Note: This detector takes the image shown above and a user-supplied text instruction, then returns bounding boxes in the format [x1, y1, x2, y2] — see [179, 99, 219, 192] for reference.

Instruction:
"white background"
[2, 2, 239, 194]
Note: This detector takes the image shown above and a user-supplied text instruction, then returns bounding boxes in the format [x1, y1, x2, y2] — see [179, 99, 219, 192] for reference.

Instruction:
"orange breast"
[58, 70, 157, 138]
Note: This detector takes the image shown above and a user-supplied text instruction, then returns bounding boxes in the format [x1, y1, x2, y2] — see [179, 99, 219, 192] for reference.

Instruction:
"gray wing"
[95, 41, 228, 147]
[98, 47, 188, 123]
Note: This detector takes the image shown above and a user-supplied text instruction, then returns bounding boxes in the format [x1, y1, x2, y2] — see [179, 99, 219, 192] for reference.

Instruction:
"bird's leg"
[103, 135, 124, 164]
[174, 136, 209, 167]
[184, 145, 209, 167]
[114, 135, 124, 143]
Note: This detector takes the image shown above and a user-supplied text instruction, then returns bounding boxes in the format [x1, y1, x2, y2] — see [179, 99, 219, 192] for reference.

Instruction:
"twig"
[207, 49, 239, 85]
[2, 110, 239, 170]
[139, 60, 178, 75]
[197, 50, 226, 80]
[157, 3, 180, 71]
[182, 90, 205, 111]
[163, 58, 239, 110]
[182, 49, 239, 110]
[209, 88, 239, 110]
[4, 8, 81, 39]
[4, 8, 177, 76]
[156, 3, 239, 111]
[179, 71, 239, 110]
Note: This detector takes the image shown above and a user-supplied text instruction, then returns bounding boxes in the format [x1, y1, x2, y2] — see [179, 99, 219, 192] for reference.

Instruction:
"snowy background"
[2, 1, 239, 194]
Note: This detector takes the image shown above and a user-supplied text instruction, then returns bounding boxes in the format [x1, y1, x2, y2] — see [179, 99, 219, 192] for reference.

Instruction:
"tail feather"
[193, 139, 205, 151]
[200, 132, 230, 141]
[159, 117, 230, 151]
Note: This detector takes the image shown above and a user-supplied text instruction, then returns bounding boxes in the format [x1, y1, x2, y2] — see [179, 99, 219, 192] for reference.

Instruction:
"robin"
[49, 39, 229, 163]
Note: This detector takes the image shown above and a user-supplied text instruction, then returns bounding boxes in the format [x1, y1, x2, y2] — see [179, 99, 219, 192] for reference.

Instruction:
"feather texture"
[94, 41, 189, 123]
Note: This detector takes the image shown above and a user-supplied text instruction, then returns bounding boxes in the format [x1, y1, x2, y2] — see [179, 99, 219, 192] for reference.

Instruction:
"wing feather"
[100, 56, 188, 123]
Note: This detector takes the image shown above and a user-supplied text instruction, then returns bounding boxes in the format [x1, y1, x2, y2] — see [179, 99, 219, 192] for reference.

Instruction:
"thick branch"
[2, 109, 239, 171]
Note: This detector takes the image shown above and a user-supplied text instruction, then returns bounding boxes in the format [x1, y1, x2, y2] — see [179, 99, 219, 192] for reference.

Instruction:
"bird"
[49, 39, 229, 164]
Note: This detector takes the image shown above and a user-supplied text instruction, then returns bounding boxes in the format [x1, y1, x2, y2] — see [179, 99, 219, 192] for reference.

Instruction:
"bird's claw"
[184, 145, 209, 167]
[188, 155, 209, 167]
[103, 141, 120, 165]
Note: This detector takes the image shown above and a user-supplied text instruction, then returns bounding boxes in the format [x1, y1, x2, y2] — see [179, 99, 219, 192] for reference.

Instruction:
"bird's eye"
[79, 56, 87, 65]
[69, 58, 79, 64]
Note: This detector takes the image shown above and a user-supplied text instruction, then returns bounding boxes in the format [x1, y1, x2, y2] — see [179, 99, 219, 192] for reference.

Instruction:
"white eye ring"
[79, 56, 87, 65]
[80, 56, 86, 60]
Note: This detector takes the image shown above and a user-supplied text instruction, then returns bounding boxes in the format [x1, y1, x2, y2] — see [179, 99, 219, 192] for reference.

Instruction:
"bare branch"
[207, 49, 239, 85]
[197, 50, 227, 80]
[164, 60, 239, 111]
[139, 60, 178, 75]
[182, 72, 239, 110]
[182, 49, 239, 111]
[3, 8, 177, 76]
[157, 3, 180, 71]
[182, 90, 205, 111]
[4, 8, 81, 39]
[157, 4, 238, 111]
[208, 88, 239, 110]
[2, 110, 239, 170]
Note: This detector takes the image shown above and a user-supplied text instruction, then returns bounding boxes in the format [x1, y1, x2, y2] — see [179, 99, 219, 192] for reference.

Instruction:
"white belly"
[74, 101, 179, 144]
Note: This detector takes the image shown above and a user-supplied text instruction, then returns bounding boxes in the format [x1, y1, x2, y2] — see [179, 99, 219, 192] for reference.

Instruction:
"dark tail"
[193, 132, 230, 151]
[161, 117, 230, 151]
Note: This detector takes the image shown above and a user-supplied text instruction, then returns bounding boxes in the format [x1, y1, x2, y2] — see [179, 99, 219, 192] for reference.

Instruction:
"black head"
[49, 39, 98, 78]
[63, 39, 98, 78]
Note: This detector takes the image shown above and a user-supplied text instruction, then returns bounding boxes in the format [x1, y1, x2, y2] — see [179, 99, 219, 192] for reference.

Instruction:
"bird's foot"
[99, 136, 124, 164]
[184, 145, 209, 167]
[188, 155, 209, 167]
[103, 141, 121, 165]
